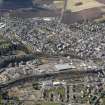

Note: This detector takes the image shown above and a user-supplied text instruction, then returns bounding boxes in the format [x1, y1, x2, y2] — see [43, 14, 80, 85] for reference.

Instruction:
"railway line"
[0, 67, 103, 92]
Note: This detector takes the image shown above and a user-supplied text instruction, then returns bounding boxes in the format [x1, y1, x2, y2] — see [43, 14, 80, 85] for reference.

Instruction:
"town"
[0, 0, 105, 105]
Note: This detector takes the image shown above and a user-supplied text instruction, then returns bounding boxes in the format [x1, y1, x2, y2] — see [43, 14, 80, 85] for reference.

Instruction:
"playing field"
[66, 0, 105, 12]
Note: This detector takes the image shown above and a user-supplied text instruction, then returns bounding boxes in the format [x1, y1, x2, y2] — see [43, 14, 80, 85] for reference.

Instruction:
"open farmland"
[66, 0, 105, 12]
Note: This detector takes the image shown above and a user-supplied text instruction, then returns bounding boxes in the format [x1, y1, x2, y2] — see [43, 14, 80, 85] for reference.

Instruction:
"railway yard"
[0, 15, 105, 105]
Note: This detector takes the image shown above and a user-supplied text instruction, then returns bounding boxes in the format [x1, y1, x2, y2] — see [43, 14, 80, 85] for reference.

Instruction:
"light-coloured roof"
[0, 23, 6, 29]
[55, 63, 75, 71]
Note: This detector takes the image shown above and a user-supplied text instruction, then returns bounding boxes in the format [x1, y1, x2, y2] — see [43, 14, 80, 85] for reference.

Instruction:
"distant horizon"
[0, 0, 33, 9]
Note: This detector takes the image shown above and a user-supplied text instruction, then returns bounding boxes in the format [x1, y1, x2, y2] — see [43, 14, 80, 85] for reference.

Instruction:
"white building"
[54, 63, 75, 71]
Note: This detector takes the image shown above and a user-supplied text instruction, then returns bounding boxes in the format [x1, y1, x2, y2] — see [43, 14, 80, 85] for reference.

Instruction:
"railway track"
[0, 68, 103, 92]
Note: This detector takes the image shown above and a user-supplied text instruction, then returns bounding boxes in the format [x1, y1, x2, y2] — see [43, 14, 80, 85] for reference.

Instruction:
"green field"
[48, 87, 65, 96]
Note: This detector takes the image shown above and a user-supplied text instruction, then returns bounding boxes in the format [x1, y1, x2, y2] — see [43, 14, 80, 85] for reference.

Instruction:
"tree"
[0, 95, 3, 105]
[32, 82, 40, 90]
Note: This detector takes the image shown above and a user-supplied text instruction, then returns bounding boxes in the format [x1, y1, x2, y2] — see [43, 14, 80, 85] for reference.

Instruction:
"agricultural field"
[66, 0, 105, 12]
